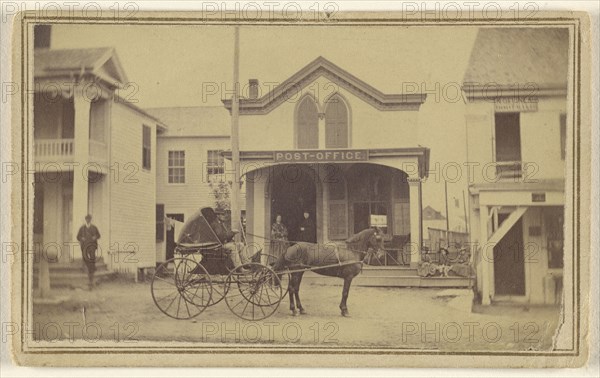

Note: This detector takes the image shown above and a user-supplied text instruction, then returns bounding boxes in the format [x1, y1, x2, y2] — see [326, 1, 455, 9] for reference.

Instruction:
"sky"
[50, 24, 479, 227]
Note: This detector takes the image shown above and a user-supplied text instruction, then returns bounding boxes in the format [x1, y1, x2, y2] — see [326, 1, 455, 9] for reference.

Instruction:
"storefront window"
[348, 164, 392, 234]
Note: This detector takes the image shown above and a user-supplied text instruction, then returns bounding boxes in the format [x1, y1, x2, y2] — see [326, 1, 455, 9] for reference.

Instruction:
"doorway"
[270, 165, 316, 242]
[493, 217, 526, 296]
[166, 213, 184, 260]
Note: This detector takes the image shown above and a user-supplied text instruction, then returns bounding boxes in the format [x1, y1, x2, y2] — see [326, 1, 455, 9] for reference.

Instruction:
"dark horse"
[272, 228, 386, 317]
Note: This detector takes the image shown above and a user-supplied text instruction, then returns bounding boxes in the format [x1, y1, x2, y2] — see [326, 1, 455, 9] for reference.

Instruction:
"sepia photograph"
[1, 2, 596, 372]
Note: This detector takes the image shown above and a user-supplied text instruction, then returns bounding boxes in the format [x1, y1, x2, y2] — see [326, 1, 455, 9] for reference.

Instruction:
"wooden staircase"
[303, 266, 474, 288]
[33, 258, 116, 289]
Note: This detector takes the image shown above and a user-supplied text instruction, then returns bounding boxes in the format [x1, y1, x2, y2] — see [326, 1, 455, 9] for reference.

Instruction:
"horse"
[272, 228, 386, 317]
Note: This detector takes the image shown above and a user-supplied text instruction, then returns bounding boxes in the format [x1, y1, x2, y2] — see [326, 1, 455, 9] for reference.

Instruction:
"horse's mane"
[345, 228, 377, 251]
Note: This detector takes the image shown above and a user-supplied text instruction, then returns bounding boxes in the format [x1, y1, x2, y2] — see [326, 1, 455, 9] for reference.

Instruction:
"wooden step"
[301, 270, 474, 288]
[32, 258, 114, 289]
[33, 270, 116, 289]
[361, 266, 418, 277]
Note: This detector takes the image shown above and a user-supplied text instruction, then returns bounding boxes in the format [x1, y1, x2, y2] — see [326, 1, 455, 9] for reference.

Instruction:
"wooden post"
[479, 205, 491, 305]
[38, 246, 51, 297]
[462, 189, 469, 234]
[230, 26, 241, 242]
[444, 179, 450, 247]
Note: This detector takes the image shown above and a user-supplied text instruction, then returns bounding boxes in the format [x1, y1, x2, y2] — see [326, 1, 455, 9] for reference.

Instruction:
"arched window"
[296, 96, 319, 149]
[325, 95, 349, 148]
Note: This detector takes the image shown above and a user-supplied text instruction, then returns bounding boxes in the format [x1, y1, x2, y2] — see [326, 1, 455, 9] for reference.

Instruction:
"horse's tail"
[271, 249, 288, 287]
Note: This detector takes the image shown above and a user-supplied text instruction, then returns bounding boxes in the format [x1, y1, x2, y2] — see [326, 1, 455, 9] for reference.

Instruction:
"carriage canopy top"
[176, 207, 222, 247]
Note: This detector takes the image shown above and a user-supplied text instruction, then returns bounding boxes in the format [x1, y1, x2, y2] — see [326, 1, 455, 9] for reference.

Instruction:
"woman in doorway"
[271, 214, 289, 259]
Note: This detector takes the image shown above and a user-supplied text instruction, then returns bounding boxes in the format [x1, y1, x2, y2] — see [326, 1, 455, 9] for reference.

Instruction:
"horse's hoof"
[299, 308, 307, 315]
[341, 310, 350, 317]
[291, 310, 299, 316]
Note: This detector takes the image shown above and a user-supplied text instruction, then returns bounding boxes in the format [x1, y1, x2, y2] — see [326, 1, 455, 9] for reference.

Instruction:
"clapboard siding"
[109, 102, 158, 272]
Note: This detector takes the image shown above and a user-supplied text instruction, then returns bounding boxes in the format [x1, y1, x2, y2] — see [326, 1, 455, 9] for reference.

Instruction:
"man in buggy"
[209, 208, 252, 273]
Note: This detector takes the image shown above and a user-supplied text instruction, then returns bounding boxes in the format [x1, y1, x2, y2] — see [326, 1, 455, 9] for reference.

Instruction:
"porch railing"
[34, 139, 74, 161]
[34, 138, 108, 164]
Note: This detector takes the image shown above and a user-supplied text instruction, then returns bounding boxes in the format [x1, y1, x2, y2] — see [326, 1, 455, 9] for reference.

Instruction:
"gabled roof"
[146, 106, 230, 137]
[423, 205, 446, 220]
[463, 28, 568, 98]
[223, 56, 426, 115]
[35, 47, 128, 86]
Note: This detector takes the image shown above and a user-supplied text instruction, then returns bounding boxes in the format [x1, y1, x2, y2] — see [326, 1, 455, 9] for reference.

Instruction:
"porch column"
[71, 86, 91, 254]
[408, 178, 422, 268]
[479, 205, 492, 305]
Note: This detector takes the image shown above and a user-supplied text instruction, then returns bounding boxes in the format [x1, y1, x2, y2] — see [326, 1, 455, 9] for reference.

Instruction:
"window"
[560, 114, 566, 160]
[168, 150, 185, 183]
[494, 112, 522, 178]
[325, 95, 349, 148]
[207, 150, 225, 175]
[328, 178, 348, 240]
[296, 96, 319, 149]
[347, 164, 392, 235]
[142, 125, 151, 170]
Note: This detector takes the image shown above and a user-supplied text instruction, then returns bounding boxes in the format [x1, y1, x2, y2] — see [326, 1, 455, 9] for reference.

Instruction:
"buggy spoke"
[163, 291, 179, 313]
[155, 290, 179, 303]
[153, 276, 178, 287]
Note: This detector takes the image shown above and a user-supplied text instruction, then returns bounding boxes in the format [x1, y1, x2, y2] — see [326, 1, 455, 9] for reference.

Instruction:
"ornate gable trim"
[223, 56, 426, 115]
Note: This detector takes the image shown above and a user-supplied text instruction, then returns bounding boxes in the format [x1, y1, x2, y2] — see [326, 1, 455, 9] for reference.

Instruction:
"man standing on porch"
[77, 214, 101, 290]
[298, 211, 316, 243]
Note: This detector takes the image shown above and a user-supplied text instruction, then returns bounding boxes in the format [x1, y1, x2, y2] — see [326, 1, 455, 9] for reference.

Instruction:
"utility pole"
[231, 26, 241, 241]
[462, 189, 469, 234]
[444, 179, 450, 248]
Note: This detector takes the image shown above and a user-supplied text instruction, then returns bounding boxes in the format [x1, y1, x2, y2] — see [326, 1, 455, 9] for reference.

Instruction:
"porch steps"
[32, 258, 116, 289]
[302, 266, 474, 288]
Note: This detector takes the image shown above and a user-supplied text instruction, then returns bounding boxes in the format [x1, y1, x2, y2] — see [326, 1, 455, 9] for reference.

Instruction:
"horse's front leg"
[339, 275, 353, 317]
[294, 272, 306, 315]
[289, 273, 298, 316]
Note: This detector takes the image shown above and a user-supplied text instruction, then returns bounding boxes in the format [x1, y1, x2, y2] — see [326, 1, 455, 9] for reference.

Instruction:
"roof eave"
[461, 83, 568, 101]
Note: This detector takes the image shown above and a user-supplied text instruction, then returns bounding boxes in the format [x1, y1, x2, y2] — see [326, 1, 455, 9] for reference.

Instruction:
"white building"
[463, 28, 567, 305]
[149, 106, 245, 263]
[33, 45, 166, 276]
[222, 57, 431, 269]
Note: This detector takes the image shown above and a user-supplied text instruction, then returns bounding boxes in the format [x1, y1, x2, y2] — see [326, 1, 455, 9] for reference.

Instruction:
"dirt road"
[31, 278, 560, 351]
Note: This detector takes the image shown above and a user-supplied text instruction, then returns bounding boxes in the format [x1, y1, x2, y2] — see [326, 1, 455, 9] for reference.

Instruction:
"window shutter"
[156, 204, 165, 241]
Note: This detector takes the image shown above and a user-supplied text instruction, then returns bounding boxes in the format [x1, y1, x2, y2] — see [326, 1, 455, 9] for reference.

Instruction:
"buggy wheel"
[225, 263, 283, 321]
[207, 275, 229, 306]
[151, 257, 213, 319]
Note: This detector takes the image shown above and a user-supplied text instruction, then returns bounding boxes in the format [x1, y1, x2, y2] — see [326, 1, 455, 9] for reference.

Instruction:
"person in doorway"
[77, 214, 101, 290]
[298, 210, 316, 243]
[271, 214, 289, 258]
[212, 209, 251, 272]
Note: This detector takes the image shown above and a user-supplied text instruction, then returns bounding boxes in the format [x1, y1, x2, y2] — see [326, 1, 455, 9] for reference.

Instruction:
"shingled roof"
[35, 47, 128, 85]
[147, 106, 230, 137]
[463, 28, 569, 89]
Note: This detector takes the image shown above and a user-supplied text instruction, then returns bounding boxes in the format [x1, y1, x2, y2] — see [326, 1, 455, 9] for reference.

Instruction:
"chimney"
[248, 79, 259, 99]
[34, 25, 51, 49]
